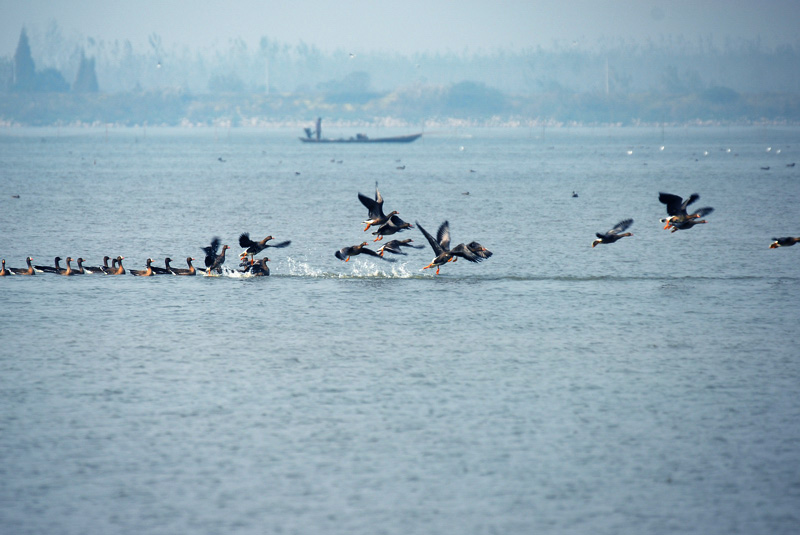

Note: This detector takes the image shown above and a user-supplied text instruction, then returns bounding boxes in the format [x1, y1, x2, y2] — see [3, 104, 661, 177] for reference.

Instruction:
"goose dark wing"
[239, 232, 256, 249]
[659, 192, 684, 216]
[334, 246, 352, 261]
[359, 247, 381, 258]
[360, 247, 396, 261]
[682, 193, 700, 211]
[202, 237, 221, 267]
[266, 240, 291, 248]
[379, 241, 406, 255]
[390, 214, 411, 227]
[358, 192, 384, 220]
[468, 242, 493, 259]
[451, 243, 482, 263]
[375, 215, 411, 234]
[436, 221, 451, 251]
[692, 207, 714, 218]
[416, 221, 445, 255]
[608, 219, 633, 235]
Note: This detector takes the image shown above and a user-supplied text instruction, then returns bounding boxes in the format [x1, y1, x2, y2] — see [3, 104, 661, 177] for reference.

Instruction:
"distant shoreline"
[2, 90, 799, 128]
[2, 119, 799, 130]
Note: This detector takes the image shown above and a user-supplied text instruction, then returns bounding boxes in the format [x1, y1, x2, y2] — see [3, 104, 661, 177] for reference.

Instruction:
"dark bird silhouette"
[769, 237, 800, 249]
[150, 257, 173, 275]
[659, 192, 713, 231]
[592, 219, 634, 247]
[371, 214, 413, 242]
[335, 242, 394, 262]
[358, 182, 398, 231]
[416, 220, 481, 274]
[34, 256, 64, 273]
[60, 257, 80, 276]
[171, 257, 197, 275]
[103, 256, 123, 275]
[107, 256, 126, 275]
[8, 257, 35, 275]
[249, 257, 270, 276]
[659, 192, 698, 226]
[668, 212, 713, 232]
[202, 238, 230, 273]
[72, 257, 87, 274]
[453, 241, 493, 260]
[82, 256, 110, 274]
[130, 258, 155, 276]
[376, 238, 425, 256]
[238, 233, 291, 259]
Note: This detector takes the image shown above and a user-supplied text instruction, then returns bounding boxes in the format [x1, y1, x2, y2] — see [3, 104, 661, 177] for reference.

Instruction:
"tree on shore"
[12, 28, 69, 92]
[13, 28, 36, 91]
[73, 51, 99, 92]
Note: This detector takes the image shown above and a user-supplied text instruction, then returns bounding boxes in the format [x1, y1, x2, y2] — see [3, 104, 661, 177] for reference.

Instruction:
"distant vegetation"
[2, 24, 799, 126]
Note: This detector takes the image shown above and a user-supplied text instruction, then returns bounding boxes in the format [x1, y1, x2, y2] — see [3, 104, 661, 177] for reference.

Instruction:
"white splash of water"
[201, 266, 255, 278]
[283, 256, 419, 279]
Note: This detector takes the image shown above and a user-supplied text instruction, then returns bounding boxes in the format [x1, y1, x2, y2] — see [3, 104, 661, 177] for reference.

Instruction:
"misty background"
[2, 1, 800, 126]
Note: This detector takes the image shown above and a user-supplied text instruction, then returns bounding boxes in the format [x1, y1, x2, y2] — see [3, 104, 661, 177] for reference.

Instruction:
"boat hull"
[299, 133, 422, 143]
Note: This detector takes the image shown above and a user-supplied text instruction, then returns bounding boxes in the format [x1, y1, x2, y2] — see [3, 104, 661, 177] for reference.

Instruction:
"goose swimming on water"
[8, 257, 35, 275]
[34, 256, 64, 274]
[249, 257, 270, 276]
[129, 258, 155, 276]
[60, 257, 80, 276]
[150, 257, 174, 275]
[82, 256, 110, 274]
[170, 257, 197, 275]
[106, 256, 126, 275]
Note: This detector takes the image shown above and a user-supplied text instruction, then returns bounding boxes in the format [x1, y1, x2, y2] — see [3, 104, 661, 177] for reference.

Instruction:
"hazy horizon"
[2, 0, 800, 58]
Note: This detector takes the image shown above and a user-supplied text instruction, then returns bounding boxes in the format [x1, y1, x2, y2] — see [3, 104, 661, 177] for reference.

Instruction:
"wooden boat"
[300, 118, 421, 144]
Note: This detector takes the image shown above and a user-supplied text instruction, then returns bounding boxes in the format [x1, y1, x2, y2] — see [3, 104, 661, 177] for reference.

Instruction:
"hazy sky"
[3, 0, 799, 56]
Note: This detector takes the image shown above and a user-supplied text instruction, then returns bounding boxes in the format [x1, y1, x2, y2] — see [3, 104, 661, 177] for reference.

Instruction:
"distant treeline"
[2, 88, 798, 127]
[1, 24, 800, 126]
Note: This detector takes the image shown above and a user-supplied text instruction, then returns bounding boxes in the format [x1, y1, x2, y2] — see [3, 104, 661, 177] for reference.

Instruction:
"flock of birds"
[2, 186, 798, 278]
[0, 232, 291, 278]
[591, 191, 714, 248]
[332, 183, 493, 274]
[590, 190, 798, 250]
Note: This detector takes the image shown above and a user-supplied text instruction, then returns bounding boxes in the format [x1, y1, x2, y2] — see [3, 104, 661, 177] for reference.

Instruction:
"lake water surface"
[1, 125, 799, 534]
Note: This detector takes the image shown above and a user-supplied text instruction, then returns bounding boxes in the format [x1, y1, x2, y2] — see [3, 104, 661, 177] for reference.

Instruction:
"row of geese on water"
[0, 183, 494, 278]
[0, 231, 285, 277]
[3, 188, 798, 277]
